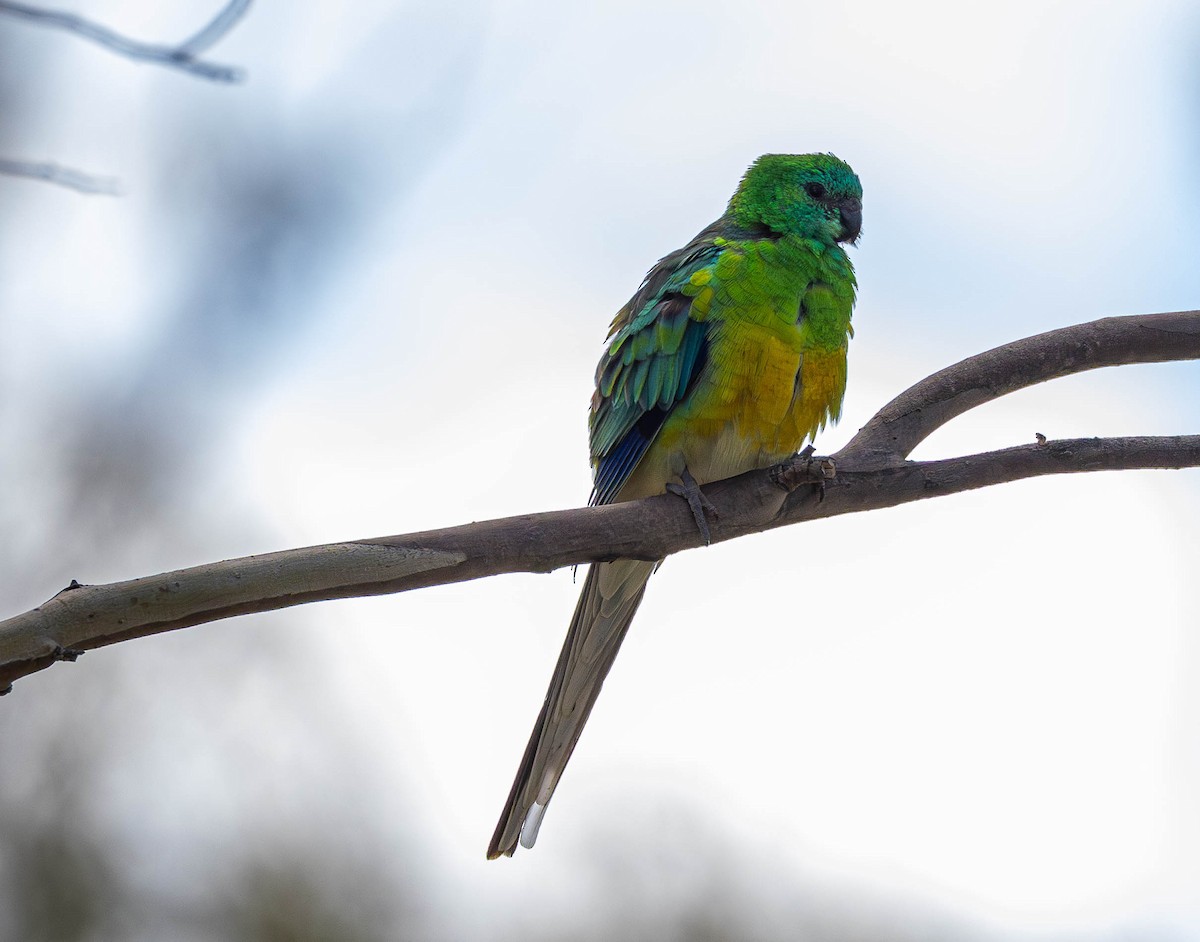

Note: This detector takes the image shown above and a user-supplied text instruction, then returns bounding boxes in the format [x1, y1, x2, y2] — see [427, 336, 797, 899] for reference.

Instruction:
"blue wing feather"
[587, 217, 774, 506]
[589, 314, 710, 506]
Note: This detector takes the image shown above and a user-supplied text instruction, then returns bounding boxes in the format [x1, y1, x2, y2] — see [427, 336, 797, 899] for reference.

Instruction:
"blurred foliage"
[0, 13, 430, 942]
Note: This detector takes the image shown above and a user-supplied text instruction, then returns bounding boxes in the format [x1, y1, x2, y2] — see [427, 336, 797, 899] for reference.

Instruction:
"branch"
[0, 2, 251, 192]
[0, 157, 119, 195]
[175, 0, 252, 57]
[1, 311, 1198, 694]
[841, 310, 1200, 465]
[0, 0, 251, 82]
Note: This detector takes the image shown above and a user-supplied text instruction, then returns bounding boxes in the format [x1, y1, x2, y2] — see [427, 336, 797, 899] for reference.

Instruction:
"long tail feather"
[487, 558, 655, 858]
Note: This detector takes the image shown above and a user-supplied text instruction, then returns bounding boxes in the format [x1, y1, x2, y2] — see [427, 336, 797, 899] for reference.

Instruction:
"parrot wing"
[588, 228, 726, 505]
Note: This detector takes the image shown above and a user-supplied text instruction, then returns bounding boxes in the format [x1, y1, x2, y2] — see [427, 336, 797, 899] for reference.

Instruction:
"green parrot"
[488, 153, 862, 858]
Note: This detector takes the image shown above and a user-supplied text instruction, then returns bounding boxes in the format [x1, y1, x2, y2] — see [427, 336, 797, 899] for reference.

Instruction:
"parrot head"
[729, 153, 862, 246]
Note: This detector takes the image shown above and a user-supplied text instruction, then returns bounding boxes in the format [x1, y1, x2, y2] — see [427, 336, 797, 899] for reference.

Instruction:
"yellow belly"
[615, 322, 846, 501]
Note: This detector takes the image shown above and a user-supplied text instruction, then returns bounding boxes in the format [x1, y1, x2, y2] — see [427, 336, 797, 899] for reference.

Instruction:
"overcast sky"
[2, 1, 1199, 938]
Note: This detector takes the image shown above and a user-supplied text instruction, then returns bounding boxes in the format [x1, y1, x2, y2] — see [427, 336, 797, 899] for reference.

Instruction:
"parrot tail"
[487, 558, 656, 858]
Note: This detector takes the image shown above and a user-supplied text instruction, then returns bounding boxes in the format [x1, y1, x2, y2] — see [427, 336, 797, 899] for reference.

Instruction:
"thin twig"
[176, 0, 252, 56]
[0, 0, 251, 82]
[0, 157, 119, 195]
[0, 311, 1197, 694]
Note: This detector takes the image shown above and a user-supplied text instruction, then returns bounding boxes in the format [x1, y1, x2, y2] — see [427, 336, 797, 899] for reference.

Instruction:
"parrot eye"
[804, 182, 827, 199]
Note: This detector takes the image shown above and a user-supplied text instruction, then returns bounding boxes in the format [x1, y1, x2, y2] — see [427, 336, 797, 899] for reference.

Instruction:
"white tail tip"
[519, 802, 547, 849]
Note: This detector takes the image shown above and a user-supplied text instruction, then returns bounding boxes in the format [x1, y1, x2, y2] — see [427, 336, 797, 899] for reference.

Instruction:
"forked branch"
[1, 311, 1197, 694]
[0, 1, 252, 192]
[0, 0, 251, 81]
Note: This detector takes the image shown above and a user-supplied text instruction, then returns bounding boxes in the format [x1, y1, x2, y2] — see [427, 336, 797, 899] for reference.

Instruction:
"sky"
[1, 1, 1199, 939]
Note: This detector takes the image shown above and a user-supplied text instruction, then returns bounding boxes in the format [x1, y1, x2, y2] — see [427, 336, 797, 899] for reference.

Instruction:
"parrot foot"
[666, 467, 718, 545]
[770, 447, 837, 501]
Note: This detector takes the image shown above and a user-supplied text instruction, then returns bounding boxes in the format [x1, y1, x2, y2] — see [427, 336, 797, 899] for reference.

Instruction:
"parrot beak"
[837, 198, 862, 245]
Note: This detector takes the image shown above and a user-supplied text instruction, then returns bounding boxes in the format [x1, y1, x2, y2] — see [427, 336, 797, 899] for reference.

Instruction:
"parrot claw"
[770, 450, 837, 501]
[666, 467, 718, 544]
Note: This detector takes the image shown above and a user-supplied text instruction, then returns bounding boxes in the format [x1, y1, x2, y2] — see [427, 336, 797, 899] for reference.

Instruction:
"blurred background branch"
[0, 155, 119, 194]
[0, 0, 251, 193]
[0, 0, 251, 81]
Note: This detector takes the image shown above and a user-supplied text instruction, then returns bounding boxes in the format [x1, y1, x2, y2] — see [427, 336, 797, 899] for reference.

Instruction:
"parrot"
[487, 153, 862, 859]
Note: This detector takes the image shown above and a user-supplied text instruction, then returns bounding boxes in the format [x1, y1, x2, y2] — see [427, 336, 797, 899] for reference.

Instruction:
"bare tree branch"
[841, 310, 1200, 466]
[175, 0, 252, 57]
[0, 1, 252, 192]
[1, 310, 1197, 694]
[0, 157, 119, 195]
[0, 0, 251, 82]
